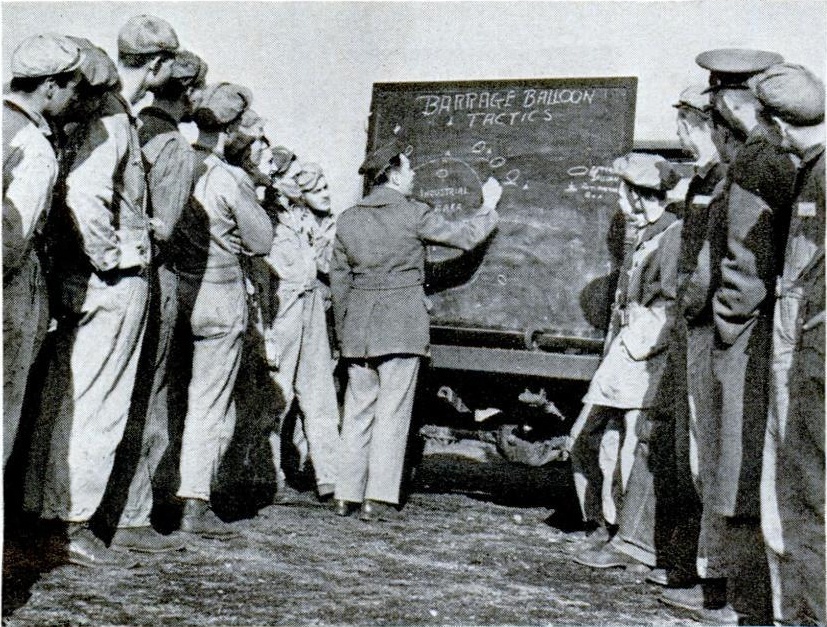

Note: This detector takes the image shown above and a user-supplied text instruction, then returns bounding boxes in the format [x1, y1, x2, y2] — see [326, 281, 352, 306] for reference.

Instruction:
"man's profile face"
[248, 137, 267, 167]
[46, 72, 83, 119]
[769, 115, 794, 153]
[304, 176, 331, 214]
[285, 158, 302, 181]
[146, 55, 174, 89]
[395, 154, 416, 197]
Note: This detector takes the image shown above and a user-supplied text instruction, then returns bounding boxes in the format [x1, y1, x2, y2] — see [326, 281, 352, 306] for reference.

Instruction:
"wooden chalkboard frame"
[364, 76, 638, 356]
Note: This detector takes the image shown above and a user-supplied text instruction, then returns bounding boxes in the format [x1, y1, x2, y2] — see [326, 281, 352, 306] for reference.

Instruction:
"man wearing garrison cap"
[117, 14, 179, 108]
[753, 63, 825, 627]
[3, 34, 82, 469]
[108, 50, 208, 554]
[173, 83, 273, 539]
[29, 31, 151, 567]
[692, 48, 797, 625]
[570, 154, 683, 575]
[330, 139, 501, 521]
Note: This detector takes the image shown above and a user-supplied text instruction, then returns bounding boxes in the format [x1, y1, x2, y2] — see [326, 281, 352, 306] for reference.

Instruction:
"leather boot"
[359, 499, 403, 522]
[180, 499, 239, 540]
[111, 526, 186, 553]
[67, 523, 140, 568]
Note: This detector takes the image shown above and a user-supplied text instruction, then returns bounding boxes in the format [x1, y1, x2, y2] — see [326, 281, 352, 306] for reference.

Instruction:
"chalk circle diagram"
[414, 155, 485, 263]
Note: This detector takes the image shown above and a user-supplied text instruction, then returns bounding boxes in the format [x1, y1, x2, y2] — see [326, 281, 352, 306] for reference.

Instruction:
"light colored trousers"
[264, 288, 339, 489]
[335, 356, 420, 505]
[176, 277, 246, 502]
[761, 293, 800, 621]
[39, 273, 148, 522]
[3, 253, 48, 467]
[118, 265, 178, 527]
[570, 404, 640, 526]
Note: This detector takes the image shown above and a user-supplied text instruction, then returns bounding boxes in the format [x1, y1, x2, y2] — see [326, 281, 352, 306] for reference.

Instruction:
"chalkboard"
[365, 77, 637, 345]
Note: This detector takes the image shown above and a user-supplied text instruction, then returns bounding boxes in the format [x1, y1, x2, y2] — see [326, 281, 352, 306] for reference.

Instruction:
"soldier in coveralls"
[3, 34, 82, 468]
[571, 153, 682, 571]
[753, 63, 825, 627]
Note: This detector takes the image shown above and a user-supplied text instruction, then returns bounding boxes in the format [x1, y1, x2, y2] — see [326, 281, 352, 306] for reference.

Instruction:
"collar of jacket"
[694, 157, 721, 180]
[358, 186, 407, 207]
[277, 205, 307, 232]
[638, 210, 679, 244]
[193, 142, 225, 162]
[745, 124, 778, 149]
[3, 93, 51, 136]
[139, 105, 180, 129]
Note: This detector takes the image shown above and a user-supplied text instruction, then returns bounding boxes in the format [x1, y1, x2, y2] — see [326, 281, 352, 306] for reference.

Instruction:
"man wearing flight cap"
[270, 145, 302, 181]
[109, 50, 208, 554]
[3, 34, 82, 468]
[173, 83, 273, 538]
[30, 35, 150, 567]
[264, 145, 304, 210]
[571, 153, 682, 573]
[296, 162, 337, 279]
[697, 47, 796, 625]
[296, 162, 337, 349]
[117, 14, 179, 109]
[260, 160, 340, 505]
[752, 63, 825, 626]
[330, 139, 501, 521]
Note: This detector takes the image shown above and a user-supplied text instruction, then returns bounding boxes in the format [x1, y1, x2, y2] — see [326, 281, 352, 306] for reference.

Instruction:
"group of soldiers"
[3, 14, 348, 566]
[2, 14, 824, 627]
[566, 49, 824, 626]
[3, 13, 504, 572]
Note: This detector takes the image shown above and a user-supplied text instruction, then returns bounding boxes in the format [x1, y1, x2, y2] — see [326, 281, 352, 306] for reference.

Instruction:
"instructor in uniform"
[330, 140, 502, 521]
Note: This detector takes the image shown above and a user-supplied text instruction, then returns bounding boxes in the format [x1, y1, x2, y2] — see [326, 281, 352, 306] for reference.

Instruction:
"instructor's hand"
[481, 177, 503, 209]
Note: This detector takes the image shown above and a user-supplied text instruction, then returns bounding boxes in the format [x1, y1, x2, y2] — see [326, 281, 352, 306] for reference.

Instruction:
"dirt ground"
[3, 446, 702, 627]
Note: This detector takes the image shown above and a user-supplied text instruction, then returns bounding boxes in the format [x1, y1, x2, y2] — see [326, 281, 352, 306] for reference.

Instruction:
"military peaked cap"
[696, 48, 784, 93]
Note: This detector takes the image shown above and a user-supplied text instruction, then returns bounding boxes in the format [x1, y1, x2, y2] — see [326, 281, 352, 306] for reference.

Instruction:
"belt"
[351, 269, 422, 290]
[96, 265, 148, 283]
[278, 280, 315, 294]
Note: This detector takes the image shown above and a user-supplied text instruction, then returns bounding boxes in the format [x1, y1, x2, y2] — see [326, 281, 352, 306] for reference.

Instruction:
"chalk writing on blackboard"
[367, 78, 637, 340]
